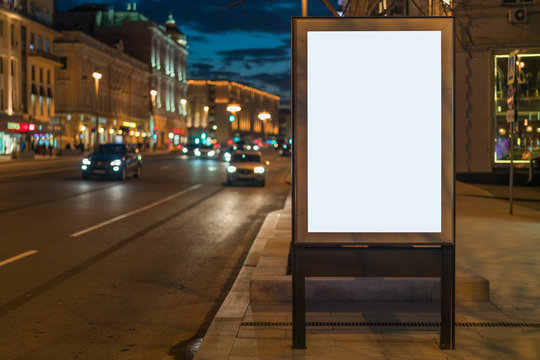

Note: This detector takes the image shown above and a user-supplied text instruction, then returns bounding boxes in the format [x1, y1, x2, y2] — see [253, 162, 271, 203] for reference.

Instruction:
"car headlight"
[227, 165, 237, 173]
[82, 158, 91, 165]
[194, 149, 201, 156]
[182, 148, 188, 153]
[253, 145, 260, 151]
[110, 159, 122, 166]
[254, 166, 265, 174]
[208, 150, 215, 157]
[224, 153, 231, 162]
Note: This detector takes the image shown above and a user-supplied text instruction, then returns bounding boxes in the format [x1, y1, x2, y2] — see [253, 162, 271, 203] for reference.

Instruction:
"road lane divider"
[70, 183, 203, 238]
[0, 250, 38, 268]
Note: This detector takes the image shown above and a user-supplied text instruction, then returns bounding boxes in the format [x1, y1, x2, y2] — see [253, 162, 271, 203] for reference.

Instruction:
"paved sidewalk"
[194, 181, 540, 359]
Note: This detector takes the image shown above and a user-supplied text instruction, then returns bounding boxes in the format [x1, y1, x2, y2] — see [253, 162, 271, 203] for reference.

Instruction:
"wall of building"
[53, 30, 150, 150]
[0, 0, 60, 155]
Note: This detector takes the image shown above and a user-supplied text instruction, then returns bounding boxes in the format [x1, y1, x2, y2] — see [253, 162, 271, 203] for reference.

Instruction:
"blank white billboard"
[307, 31, 441, 233]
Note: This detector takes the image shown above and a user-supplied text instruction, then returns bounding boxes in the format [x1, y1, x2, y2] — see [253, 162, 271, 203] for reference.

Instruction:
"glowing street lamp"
[258, 111, 271, 139]
[226, 104, 241, 113]
[150, 89, 158, 151]
[92, 71, 102, 148]
[258, 111, 271, 121]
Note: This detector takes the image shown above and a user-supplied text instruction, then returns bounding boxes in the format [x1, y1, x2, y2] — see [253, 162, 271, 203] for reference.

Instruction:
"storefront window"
[494, 53, 540, 164]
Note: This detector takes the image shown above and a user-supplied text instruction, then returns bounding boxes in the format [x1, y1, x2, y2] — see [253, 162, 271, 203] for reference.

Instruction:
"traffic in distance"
[80, 137, 292, 184]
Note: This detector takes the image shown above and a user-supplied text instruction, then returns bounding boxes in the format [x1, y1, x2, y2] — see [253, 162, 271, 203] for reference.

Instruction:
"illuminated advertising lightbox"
[293, 18, 454, 245]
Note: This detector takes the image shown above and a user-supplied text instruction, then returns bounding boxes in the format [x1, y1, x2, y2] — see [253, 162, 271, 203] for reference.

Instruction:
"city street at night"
[0, 149, 291, 359]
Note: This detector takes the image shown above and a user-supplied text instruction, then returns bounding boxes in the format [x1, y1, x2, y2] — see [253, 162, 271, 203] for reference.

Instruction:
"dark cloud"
[245, 72, 290, 93]
[57, 0, 339, 34]
[217, 46, 289, 66]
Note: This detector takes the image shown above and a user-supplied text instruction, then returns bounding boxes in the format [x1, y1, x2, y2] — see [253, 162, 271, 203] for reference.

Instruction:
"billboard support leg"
[440, 244, 455, 349]
[292, 246, 306, 349]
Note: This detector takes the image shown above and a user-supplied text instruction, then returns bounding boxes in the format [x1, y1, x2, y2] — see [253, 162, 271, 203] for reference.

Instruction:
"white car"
[226, 150, 266, 186]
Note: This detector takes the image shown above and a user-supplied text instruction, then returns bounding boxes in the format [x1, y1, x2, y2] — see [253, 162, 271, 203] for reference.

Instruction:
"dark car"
[81, 143, 142, 180]
[194, 144, 220, 159]
[279, 142, 292, 156]
[181, 143, 199, 156]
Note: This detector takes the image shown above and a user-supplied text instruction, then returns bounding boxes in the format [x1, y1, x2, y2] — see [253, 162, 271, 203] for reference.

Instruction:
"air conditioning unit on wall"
[508, 8, 527, 22]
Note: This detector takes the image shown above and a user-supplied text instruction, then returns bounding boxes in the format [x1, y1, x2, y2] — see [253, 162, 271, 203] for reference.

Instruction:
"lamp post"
[150, 89, 157, 150]
[258, 111, 271, 141]
[227, 104, 241, 141]
[92, 71, 102, 148]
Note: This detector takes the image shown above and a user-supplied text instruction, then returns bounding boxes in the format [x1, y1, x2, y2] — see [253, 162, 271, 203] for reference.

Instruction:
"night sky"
[56, 0, 341, 106]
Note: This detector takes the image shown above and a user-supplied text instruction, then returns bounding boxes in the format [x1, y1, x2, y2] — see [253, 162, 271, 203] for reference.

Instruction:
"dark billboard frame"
[292, 17, 455, 350]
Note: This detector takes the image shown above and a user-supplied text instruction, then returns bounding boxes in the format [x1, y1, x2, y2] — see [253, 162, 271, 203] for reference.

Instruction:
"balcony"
[27, 49, 62, 65]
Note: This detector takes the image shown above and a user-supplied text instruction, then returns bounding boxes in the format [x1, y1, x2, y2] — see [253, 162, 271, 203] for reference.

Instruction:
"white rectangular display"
[307, 31, 442, 233]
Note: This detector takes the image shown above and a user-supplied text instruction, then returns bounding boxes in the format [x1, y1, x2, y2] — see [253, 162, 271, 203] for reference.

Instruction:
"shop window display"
[494, 53, 540, 164]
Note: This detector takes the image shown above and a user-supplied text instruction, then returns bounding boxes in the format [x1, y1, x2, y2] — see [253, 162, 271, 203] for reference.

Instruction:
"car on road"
[194, 144, 220, 159]
[181, 143, 199, 156]
[81, 143, 142, 180]
[226, 150, 266, 186]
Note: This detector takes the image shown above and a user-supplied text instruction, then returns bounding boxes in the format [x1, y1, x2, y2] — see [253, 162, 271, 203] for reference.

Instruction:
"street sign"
[507, 85, 514, 109]
[508, 52, 516, 86]
[506, 109, 515, 123]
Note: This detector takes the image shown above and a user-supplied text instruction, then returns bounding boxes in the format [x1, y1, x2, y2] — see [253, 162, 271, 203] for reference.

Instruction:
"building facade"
[56, 5, 189, 150]
[342, 0, 540, 174]
[0, 0, 61, 155]
[53, 30, 150, 150]
[187, 80, 280, 145]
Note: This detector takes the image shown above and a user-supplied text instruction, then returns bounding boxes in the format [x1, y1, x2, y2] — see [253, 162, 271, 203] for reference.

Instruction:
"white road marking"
[0, 250, 38, 268]
[70, 183, 203, 237]
[0, 167, 75, 179]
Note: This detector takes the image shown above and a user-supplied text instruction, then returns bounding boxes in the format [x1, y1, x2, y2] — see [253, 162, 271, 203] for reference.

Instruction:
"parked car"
[226, 150, 266, 186]
[81, 143, 141, 180]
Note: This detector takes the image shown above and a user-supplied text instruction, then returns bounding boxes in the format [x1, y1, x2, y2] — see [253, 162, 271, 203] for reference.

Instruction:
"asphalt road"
[0, 149, 291, 360]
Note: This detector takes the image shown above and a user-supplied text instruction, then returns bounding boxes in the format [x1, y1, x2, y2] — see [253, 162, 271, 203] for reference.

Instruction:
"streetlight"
[92, 71, 102, 148]
[227, 104, 241, 141]
[258, 111, 271, 140]
[150, 89, 157, 150]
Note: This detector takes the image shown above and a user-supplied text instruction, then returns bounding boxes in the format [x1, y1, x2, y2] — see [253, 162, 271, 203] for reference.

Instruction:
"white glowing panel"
[307, 31, 441, 233]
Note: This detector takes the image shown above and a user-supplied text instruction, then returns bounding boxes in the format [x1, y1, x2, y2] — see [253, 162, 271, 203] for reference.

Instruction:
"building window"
[47, 69, 50, 84]
[11, 59, 15, 76]
[31, 65, 35, 81]
[46, 97, 50, 116]
[31, 94, 35, 115]
[10, 24, 15, 47]
[494, 53, 540, 165]
[39, 96, 43, 115]
[30, 33, 35, 49]
[0, 19, 4, 37]
[39, 67, 43, 83]
[45, 38, 49, 53]
[45, 11, 50, 24]
[60, 57, 67, 69]
[37, 36, 42, 50]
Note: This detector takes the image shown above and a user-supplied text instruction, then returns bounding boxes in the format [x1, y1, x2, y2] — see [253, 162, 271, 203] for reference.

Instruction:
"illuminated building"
[0, 0, 61, 155]
[53, 30, 150, 150]
[187, 80, 280, 145]
[56, 4, 189, 150]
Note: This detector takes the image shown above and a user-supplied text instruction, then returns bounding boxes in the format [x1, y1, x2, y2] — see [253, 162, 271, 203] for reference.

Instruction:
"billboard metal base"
[292, 244, 455, 350]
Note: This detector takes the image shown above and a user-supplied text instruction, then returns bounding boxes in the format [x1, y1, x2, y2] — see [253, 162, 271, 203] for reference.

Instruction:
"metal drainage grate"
[241, 321, 540, 328]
